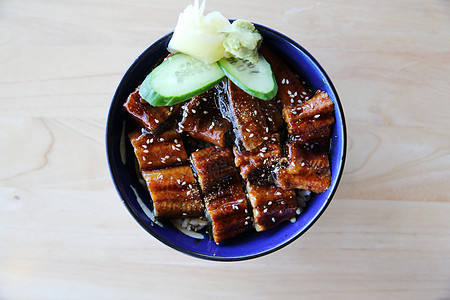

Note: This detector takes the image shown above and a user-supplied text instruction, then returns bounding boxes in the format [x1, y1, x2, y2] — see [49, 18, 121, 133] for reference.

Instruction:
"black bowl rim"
[106, 23, 347, 261]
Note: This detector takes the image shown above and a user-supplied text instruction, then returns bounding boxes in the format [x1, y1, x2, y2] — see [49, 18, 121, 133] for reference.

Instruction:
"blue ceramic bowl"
[106, 23, 346, 261]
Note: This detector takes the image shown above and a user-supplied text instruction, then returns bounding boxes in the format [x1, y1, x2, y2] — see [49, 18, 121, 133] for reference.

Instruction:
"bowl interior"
[106, 24, 346, 261]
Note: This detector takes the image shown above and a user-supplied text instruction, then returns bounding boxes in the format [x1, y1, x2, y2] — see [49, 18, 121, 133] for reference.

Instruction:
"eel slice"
[226, 79, 283, 151]
[283, 91, 335, 144]
[129, 129, 188, 172]
[276, 140, 331, 193]
[191, 146, 251, 243]
[123, 87, 180, 134]
[178, 87, 231, 148]
[233, 133, 282, 184]
[190, 145, 236, 194]
[246, 182, 298, 232]
[142, 165, 204, 218]
[260, 45, 314, 110]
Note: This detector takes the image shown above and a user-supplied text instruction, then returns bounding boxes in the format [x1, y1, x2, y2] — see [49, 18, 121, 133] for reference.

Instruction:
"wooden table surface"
[1, 0, 449, 299]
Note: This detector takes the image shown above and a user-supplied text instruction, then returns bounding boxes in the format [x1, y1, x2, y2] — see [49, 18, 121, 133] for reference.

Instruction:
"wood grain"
[1, 0, 449, 299]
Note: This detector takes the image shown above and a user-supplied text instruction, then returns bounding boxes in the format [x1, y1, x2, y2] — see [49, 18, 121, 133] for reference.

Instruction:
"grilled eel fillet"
[123, 87, 180, 135]
[178, 87, 231, 148]
[226, 79, 283, 152]
[277, 140, 331, 193]
[260, 45, 314, 111]
[246, 182, 298, 232]
[129, 129, 204, 218]
[191, 146, 251, 243]
[233, 133, 298, 231]
[129, 129, 187, 172]
[233, 133, 282, 184]
[142, 165, 204, 218]
[283, 91, 335, 145]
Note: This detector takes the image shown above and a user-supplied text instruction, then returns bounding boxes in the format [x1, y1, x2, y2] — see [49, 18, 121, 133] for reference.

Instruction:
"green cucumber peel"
[218, 55, 278, 101]
[139, 53, 225, 107]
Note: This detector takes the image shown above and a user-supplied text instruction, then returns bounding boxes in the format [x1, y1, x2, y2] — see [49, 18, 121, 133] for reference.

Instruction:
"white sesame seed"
[245, 209, 248, 213]
[254, 110, 257, 115]
[268, 201, 273, 205]
[181, 181, 186, 185]
[159, 138, 164, 142]
[265, 127, 269, 132]
[186, 191, 191, 196]
[301, 162, 305, 166]
[177, 158, 182, 162]
[164, 155, 170, 159]
[263, 137, 269, 140]
[245, 221, 249, 225]
[249, 133, 254, 138]
[203, 111, 208, 114]
[177, 179, 181, 184]
[302, 91, 307, 95]
[272, 217, 276, 222]
[263, 208, 268, 213]
[275, 192, 281, 196]
[169, 106, 173, 112]
[142, 144, 147, 148]
[314, 114, 320, 118]
[142, 157, 146, 161]
[286, 79, 290, 84]
[154, 119, 159, 124]
[209, 122, 215, 130]
[305, 96, 309, 100]
[191, 109, 196, 113]
[172, 145, 176, 150]
[261, 147, 267, 152]
[176, 144, 181, 148]
[182, 212, 187, 216]
[268, 117, 273, 122]
[147, 161, 152, 164]
[143, 150, 149, 153]
[174, 139, 178, 143]
[259, 153, 264, 157]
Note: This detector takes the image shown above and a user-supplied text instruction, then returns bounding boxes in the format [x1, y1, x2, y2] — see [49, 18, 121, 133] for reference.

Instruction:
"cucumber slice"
[218, 55, 277, 100]
[139, 53, 225, 106]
